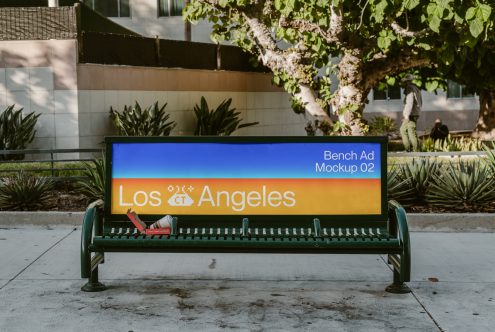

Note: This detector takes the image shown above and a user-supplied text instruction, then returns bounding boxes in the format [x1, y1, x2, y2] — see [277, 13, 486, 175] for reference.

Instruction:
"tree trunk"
[472, 89, 495, 140]
[332, 50, 368, 135]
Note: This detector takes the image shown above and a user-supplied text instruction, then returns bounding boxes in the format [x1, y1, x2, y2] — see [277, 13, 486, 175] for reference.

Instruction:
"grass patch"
[0, 161, 87, 178]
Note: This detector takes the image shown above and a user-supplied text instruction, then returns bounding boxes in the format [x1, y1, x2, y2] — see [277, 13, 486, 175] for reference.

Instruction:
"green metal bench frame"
[81, 136, 411, 293]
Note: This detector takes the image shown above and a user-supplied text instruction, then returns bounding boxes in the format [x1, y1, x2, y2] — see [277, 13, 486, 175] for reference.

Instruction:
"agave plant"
[0, 171, 54, 210]
[78, 157, 106, 201]
[194, 97, 258, 136]
[395, 158, 440, 205]
[387, 165, 415, 207]
[482, 142, 495, 174]
[109, 101, 176, 136]
[426, 160, 495, 211]
[0, 105, 41, 160]
[422, 135, 483, 152]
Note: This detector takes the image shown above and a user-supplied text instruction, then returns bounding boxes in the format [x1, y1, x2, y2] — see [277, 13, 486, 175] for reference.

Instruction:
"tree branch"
[243, 15, 331, 121]
[363, 52, 431, 90]
[390, 21, 429, 38]
[278, 17, 342, 45]
[194, 0, 333, 122]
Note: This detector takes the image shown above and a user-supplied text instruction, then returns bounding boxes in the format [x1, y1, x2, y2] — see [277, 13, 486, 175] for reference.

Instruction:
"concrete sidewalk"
[0, 226, 494, 331]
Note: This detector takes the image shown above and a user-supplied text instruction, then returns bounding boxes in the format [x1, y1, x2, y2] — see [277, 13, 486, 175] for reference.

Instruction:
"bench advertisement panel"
[108, 137, 386, 217]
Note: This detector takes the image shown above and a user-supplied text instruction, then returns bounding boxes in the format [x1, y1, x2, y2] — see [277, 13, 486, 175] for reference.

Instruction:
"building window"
[158, 0, 184, 16]
[83, 0, 130, 17]
[446, 80, 474, 98]
[373, 84, 401, 101]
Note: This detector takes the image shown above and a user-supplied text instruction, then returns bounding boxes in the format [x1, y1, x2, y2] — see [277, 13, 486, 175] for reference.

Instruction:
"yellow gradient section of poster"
[112, 178, 381, 215]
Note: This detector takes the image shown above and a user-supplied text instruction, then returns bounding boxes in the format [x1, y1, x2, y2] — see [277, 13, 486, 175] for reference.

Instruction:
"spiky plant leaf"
[0, 105, 41, 160]
[396, 158, 440, 205]
[193, 97, 258, 136]
[109, 101, 176, 136]
[0, 171, 54, 210]
[482, 142, 495, 174]
[421, 135, 483, 152]
[387, 165, 416, 207]
[77, 158, 106, 201]
[426, 160, 495, 211]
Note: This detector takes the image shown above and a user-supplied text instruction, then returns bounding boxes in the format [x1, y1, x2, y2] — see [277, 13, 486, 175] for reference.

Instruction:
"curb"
[408, 213, 494, 232]
[0, 211, 84, 227]
[0, 211, 492, 232]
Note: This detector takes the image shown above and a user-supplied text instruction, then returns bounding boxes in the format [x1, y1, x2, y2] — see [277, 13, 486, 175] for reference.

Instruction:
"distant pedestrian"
[430, 118, 449, 142]
[400, 74, 423, 151]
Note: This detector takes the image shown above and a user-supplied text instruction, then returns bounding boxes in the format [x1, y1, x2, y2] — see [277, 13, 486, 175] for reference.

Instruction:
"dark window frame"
[158, 0, 185, 17]
[446, 80, 475, 99]
[83, 0, 130, 18]
[373, 84, 402, 101]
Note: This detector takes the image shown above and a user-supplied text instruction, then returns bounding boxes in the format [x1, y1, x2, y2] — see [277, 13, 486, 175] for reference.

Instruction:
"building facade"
[0, 1, 480, 156]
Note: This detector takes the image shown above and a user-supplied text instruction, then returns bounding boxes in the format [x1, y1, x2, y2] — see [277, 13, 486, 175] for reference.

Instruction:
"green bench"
[81, 136, 411, 293]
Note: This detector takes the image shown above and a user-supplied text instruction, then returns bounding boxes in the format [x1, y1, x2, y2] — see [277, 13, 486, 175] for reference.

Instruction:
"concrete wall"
[364, 90, 479, 133]
[0, 39, 80, 153]
[77, 64, 307, 148]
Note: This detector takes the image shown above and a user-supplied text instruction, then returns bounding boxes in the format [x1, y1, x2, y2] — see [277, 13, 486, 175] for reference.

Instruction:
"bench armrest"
[388, 200, 411, 281]
[81, 200, 103, 278]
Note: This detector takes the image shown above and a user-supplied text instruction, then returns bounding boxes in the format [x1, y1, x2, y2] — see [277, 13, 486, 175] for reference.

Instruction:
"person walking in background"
[430, 118, 449, 142]
[400, 74, 423, 151]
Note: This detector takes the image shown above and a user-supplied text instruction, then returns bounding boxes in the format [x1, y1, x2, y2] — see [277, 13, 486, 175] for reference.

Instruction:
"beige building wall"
[77, 64, 307, 148]
[0, 39, 80, 157]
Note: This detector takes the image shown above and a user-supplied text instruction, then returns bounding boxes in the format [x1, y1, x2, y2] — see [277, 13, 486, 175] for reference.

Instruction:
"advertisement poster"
[110, 141, 382, 216]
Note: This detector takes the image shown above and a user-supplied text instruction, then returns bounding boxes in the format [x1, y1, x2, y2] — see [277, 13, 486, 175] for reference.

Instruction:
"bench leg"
[81, 267, 107, 292]
[385, 259, 411, 294]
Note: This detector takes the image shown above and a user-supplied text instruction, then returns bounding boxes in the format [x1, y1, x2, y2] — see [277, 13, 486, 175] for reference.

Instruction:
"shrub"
[426, 160, 495, 211]
[421, 135, 483, 152]
[0, 105, 41, 160]
[0, 171, 54, 210]
[482, 142, 495, 173]
[109, 101, 176, 136]
[194, 97, 258, 136]
[387, 165, 415, 207]
[78, 158, 106, 201]
[368, 116, 397, 136]
[395, 158, 440, 205]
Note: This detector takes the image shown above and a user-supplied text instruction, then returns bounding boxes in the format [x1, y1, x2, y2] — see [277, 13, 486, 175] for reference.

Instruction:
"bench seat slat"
[92, 234, 400, 254]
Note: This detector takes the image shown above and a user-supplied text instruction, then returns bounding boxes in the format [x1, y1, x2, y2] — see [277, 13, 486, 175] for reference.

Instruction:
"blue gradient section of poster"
[112, 142, 381, 179]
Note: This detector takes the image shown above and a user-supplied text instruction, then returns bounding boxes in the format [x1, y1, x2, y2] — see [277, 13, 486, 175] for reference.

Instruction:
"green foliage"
[109, 101, 176, 136]
[0, 171, 54, 211]
[368, 116, 397, 136]
[421, 135, 483, 152]
[184, 0, 494, 133]
[290, 97, 306, 114]
[426, 160, 495, 211]
[193, 97, 258, 136]
[0, 105, 40, 160]
[394, 158, 440, 205]
[77, 158, 106, 201]
[387, 165, 416, 207]
[0, 162, 87, 178]
[482, 142, 495, 173]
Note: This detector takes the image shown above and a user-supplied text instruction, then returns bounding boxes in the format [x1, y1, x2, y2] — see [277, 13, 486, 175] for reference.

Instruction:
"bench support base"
[81, 268, 107, 292]
[385, 282, 411, 294]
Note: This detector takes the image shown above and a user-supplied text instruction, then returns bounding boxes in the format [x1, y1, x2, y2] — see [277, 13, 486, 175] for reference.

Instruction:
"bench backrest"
[105, 136, 388, 228]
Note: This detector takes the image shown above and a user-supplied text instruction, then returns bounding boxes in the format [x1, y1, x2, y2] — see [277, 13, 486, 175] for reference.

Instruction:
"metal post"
[184, 0, 191, 41]
[51, 152, 55, 177]
[48, 0, 59, 7]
